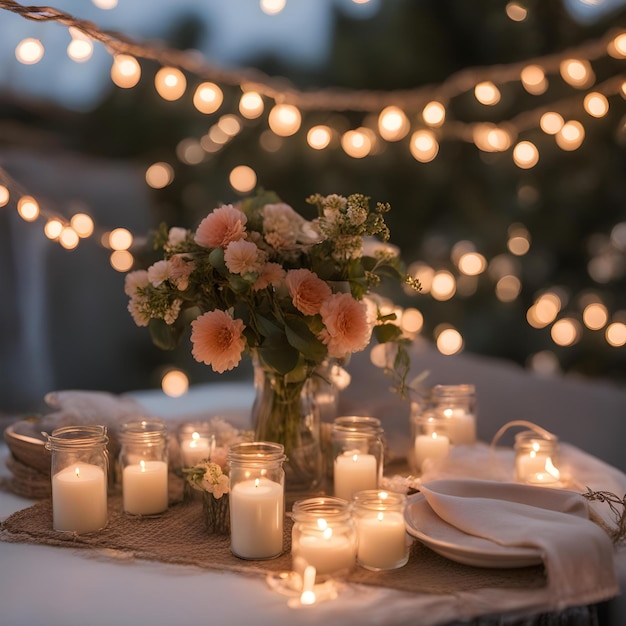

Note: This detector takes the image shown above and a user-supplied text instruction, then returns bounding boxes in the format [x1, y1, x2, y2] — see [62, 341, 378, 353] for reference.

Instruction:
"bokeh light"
[229, 165, 257, 193]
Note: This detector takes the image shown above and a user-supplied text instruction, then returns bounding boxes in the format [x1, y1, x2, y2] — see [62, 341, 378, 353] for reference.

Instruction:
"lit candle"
[414, 431, 450, 472]
[356, 511, 407, 570]
[516, 447, 561, 485]
[442, 407, 477, 445]
[293, 519, 357, 578]
[179, 431, 213, 466]
[334, 451, 377, 501]
[52, 463, 107, 534]
[230, 477, 284, 559]
[122, 459, 169, 515]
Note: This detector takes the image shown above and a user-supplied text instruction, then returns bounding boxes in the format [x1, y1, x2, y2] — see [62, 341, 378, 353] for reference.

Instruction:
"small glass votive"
[227, 441, 286, 560]
[291, 496, 357, 582]
[352, 490, 409, 571]
[411, 412, 450, 474]
[45, 425, 109, 534]
[514, 430, 561, 486]
[331, 416, 384, 501]
[177, 421, 216, 468]
[431, 384, 477, 445]
[118, 418, 169, 516]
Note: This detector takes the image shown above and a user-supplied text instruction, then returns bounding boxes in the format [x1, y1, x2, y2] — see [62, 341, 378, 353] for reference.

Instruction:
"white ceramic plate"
[404, 492, 543, 569]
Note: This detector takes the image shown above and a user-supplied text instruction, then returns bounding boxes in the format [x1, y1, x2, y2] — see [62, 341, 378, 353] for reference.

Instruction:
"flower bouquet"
[184, 460, 230, 534]
[125, 190, 419, 491]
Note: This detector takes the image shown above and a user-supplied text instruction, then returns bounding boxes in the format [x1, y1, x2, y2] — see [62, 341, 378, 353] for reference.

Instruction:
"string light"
[268, 103, 301, 136]
[111, 54, 141, 88]
[512, 141, 539, 169]
[155, 67, 186, 101]
[520, 65, 548, 95]
[193, 82, 223, 114]
[341, 128, 373, 158]
[555, 120, 585, 150]
[17, 195, 39, 221]
[540, 112, 564, 134]
[409, 130, 438, 162]
[583, 92, 609, 117]
[44, 218, 63, 239]
[239, 90, 264, 119]
[378, 106, 410, 141]
[109, 227, 133, 251]
[67, 27, 93, 62]
[146, 162, 174, 189]
[70, 213, 94, 237]
[474, 81, 501, 106]
[422, 101, 446, 127]
[307, 125, 332, 149]
[0, 185, 9, 206]
[15, 38, 44, 64]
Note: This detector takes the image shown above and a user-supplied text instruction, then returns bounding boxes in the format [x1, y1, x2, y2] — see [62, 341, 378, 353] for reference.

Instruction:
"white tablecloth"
[2, 345, 626, 626]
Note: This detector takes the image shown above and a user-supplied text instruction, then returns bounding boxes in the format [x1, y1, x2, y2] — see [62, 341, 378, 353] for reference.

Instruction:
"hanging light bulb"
[513, 141, 539, 169]
[0, 185, 9, 207]
[15, 38, 44, 64]
[422, 101, 446, 127]
[67, 27, 93, 63]
[377, 106, 409, 141]
[540, 112, 564, 135]
[44, 219, 64, 240]
[268, 104, 301, 136]
[239, 91, 264, 119]
[70, 213, 94, 238]
[409, 130, 438, 162]
[111, 55, 141, 88]
[341, 128, 373, 158]
[556, 120, 585, 151]
[583, 92, 609, 118]
[193, 82, 223, 114]
[155, 67, 186, 101]
[307, 125, 332, 150]
[474, 81, 501, 105]
[17, 196, 40, 221]
[559, 58, 594, 89]
[607, 32, 626, 58]
[520, 65, 548, 95]
[59, 227, 80, 250]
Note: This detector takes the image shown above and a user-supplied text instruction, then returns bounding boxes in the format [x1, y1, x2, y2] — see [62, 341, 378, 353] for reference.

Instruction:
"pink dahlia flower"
[318, 292, 372, 358]
[224, 239, 261, 275]
[190, 310, 247, 373]
[285, 268, 332, 316]
[194, 204, 247, 249]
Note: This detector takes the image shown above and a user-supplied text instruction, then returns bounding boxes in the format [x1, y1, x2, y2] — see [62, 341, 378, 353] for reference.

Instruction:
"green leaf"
[373, 323, 403, 344]
[258, 333, 300, 375]
[255, 313, 283, 337]
[208, 247, 226, 272]
[284, 316, 327, 362]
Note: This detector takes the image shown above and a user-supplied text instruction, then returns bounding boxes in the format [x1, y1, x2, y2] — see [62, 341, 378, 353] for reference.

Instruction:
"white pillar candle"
[180, 432, 213, 467]
[442, 408, 477, 445]
[122, 460, 169, 515]
[230, 477, 283, 559]
[334, 451, 377, 501]
[293, 524, 357, 578]
[414, 431, 450, 472]
[52, 463, 107, 534]
[356, 511, 407, 570]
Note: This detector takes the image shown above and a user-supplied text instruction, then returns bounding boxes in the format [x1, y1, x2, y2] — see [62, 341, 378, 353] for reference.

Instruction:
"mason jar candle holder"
[227, 441, 286, 560]
[431, 383, 477, 446]
[118, 418, 169, 516]
[177, 421, 216, 468]
[411, 412, 450, 474]
[291, 496, 357, 582]
[331, 416, 384, 501]
[45, 424, 109, 534]
[514, 430, 561, 486]
[352, 490, 409, 571]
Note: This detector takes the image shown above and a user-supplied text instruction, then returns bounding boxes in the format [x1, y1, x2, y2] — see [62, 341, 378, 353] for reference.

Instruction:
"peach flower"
[285, 269, 332, 316]
[318, 292, 372, 358]
[194, 204, 247, 249]
[147, 260, 171, 287]
[190, 310, 247, 373]
[253, 262, 285, 291]
[224, 239, 261, 275]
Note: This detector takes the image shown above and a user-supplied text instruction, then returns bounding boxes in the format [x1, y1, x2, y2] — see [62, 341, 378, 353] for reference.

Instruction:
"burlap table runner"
[0, 495, 546, 595]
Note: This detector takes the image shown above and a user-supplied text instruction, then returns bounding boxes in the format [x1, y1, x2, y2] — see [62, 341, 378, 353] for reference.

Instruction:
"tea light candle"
[334, 451, 377, 501]
[414, 431, 450, 472]
[293, 520, 357, 578]
[230, 477, 283, 559]
[122, 459, 169, 515]
[180, 431, 213, 466]
[516, 448, 561, 485]
[52, 463, 107, 534]
[356, 511, 407, 570]
[442, 408, 476, 445]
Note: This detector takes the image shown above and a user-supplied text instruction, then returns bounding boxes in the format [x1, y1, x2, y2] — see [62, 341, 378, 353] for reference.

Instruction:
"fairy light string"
[1, 0, 625, 360]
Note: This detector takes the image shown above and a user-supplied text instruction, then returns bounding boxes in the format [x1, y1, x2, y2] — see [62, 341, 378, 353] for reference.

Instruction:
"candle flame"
[530, 450, 537, 459]
[191, 431, 200, 441]
[532, 442, 540, 452]
[431, 432, 438, 440]
[75, 467, 80, 478]
[443, 408, 453, 418]
[351, 453, 359, 462]
[545, 457, 560, 479]
[140, 459, 146, 472]
[322, 527, 333, 540]
[377, 512, 384, 522]
[254, 478, 260, 488]
[317, 518, 328, 531]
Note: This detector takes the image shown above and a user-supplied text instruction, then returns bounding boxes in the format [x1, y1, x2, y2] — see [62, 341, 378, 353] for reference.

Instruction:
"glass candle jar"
[431, 384, 477, 445]
[352, 490, 409, 571]
[118, 418, 169, 516]
[177, 421, 216, 468]
[331, 416, 384, 501]
[291, 496, 357, 582]
[411, 412, 450, 474]
[227, 441, 286, 560]
[514, 430, 561, 486]
[45, 425, 109, 534]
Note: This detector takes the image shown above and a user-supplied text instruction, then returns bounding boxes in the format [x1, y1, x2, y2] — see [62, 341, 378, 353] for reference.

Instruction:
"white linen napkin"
[419, 478, 618, 609]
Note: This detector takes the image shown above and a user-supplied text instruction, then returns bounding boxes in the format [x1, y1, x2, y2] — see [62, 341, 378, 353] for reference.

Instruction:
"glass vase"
[202, 490, 230, 534]
[251, 363, 323, 494]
